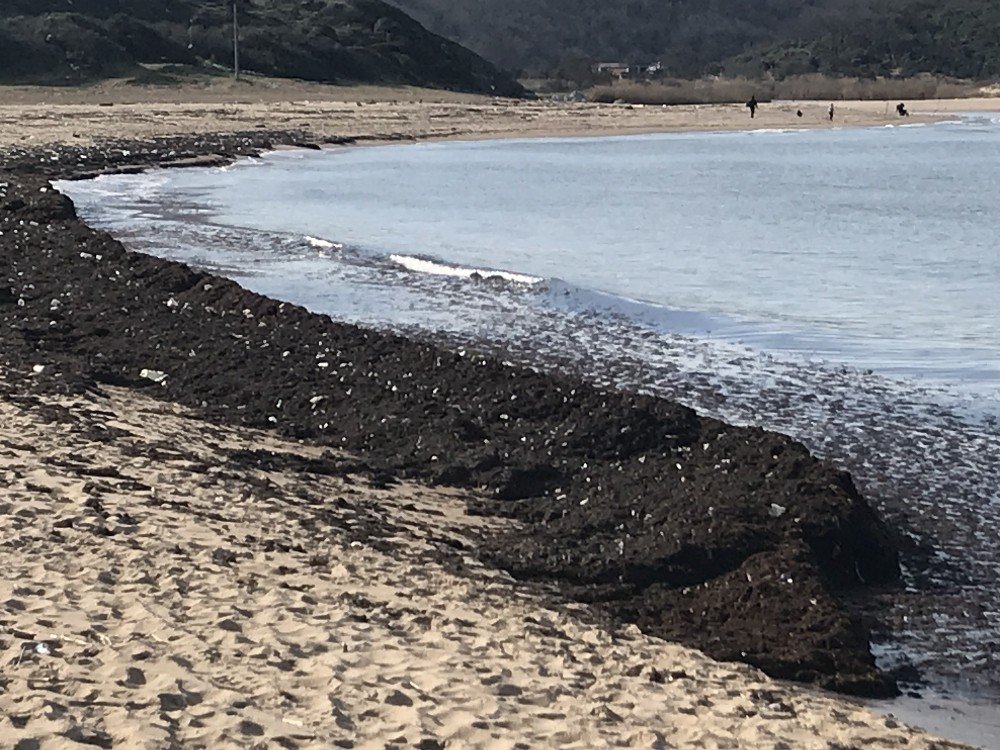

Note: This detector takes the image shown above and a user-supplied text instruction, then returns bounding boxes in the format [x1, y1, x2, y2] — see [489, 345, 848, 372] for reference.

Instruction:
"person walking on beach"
[828, 103, 835, 122]
[746, 95, 758, 119]
[896, 102, 909, 117]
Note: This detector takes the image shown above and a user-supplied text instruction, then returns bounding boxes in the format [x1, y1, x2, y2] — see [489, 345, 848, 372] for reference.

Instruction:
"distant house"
[594, 62, 630, 79]
[594, 61, 664, 80]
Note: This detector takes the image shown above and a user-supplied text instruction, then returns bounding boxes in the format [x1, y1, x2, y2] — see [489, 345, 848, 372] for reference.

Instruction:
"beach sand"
[0, 381, 971, 749]
[1, 76, 999, 149]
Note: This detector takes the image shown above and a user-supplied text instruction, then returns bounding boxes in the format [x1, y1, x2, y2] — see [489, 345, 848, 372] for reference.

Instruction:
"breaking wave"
[389, 253, 543, 285]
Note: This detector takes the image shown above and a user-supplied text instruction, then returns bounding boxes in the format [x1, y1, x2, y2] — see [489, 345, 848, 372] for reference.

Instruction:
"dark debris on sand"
[0, 138, 903, 697]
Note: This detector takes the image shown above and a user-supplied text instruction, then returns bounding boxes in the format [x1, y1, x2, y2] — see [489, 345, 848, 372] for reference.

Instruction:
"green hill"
[730, 0, 1000, 80]
[0, 0, 524, 95]
[387, 0, 1000, 80]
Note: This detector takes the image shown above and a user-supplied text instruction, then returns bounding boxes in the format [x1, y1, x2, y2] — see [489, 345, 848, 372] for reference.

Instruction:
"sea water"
[58, 116, 1000, 745]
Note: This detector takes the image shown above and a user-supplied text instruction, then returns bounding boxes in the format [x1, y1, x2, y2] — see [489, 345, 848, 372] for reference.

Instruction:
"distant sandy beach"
[1, 76, 999, 149]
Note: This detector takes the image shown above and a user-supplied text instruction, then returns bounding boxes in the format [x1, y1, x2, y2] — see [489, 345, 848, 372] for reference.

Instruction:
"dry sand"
[1, 76, 999, 149]
[0, 380, 972, 749]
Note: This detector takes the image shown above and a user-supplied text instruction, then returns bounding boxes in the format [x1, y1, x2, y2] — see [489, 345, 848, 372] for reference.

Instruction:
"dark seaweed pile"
[0, 141, 903, 696]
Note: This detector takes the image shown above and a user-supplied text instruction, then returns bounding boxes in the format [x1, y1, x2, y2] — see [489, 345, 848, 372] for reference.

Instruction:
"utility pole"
[232, 1, 240, 80]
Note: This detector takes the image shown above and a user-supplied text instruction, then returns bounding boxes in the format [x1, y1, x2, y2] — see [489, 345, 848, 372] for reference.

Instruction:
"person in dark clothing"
[796, 109, 803, 118]
[828, 103, 835, 121]
[896, 102, 909, 117]
[746, 95, 758, 119]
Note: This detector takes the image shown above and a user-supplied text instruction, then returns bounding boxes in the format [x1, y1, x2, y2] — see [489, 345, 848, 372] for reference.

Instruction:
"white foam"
[746, 127, 806, 135]
[54, 171, 168, 202]
[389, 254, 542, 285]
[305, 236, 342, 250]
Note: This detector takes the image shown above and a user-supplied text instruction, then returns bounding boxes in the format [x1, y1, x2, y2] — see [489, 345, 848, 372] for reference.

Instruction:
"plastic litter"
[139, 368, 168, 384]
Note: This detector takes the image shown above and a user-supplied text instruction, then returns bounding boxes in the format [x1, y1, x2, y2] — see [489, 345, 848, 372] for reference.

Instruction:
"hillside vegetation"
[0, 0, 523, 95]
[389, 0, 1000, 80]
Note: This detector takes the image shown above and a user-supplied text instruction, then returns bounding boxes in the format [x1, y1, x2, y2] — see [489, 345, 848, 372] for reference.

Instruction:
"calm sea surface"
[59, 116, 1000, 745]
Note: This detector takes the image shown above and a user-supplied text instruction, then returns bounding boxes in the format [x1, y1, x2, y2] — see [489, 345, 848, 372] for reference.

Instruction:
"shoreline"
[0, 87, 992, 747]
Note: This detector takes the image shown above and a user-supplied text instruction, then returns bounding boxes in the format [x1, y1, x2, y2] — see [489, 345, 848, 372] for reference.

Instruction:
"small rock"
[62, 726, 113, 748]
[384, 690, 413, 707]
[123, 667, 146, 687]
[238, 720, 265, 736]
[592, 705, 624, 723]
[97, 571, 116, 586]
[212, 547, 238, 566]
[158, 693, 186, 712]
